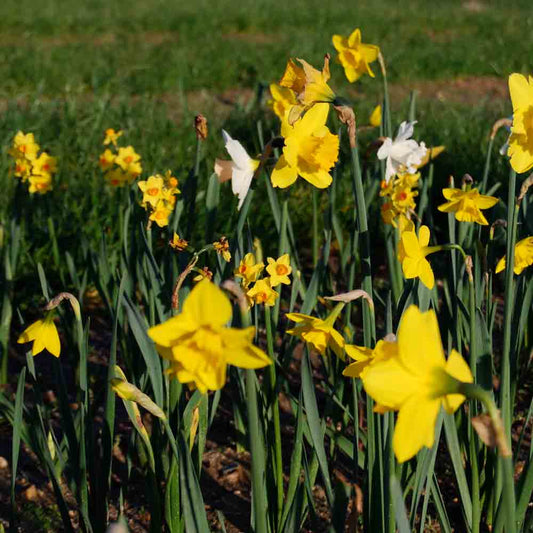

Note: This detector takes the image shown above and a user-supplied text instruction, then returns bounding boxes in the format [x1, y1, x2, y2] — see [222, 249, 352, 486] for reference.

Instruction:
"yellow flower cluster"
[235, 252, 292, 307]
[380, 172, 420, 226]
[98, 129, 142, 186]
[9, 131, 57, 195]
[148, 279, 271, 393]
[138, 171, 180, 228]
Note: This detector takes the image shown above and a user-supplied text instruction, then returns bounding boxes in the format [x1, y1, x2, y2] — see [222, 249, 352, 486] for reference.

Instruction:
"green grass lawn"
[0, 0, 531, 266]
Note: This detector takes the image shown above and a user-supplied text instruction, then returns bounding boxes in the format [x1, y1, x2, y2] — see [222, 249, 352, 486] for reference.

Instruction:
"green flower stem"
[459, 382, 516, 533]
[501, 170, 518, 438]
[264, 305, 283, 524]
[312, 188, 319, 266]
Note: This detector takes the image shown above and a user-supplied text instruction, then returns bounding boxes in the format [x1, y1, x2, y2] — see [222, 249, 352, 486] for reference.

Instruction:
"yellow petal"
[397, 306, 445, 376]
[297, 103, 330, 133]
[393, 396, 441, 463]
[418, 225, 430, 248]
[442, 349, 472, 413]
[509, 73, 533, 113]
[183, 279, 232, 327]
[271, 156, 298, 188]
[418, 259, 435, 289]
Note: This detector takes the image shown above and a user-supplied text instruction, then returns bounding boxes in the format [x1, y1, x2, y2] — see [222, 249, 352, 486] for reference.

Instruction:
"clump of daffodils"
[138, 170, 180, 228]
[98, 128, 142, 187]
[9, 131, 57, 195]
[234, 252, 292, 307]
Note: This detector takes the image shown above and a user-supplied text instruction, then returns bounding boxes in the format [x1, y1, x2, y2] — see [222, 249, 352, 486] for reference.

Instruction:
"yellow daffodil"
[28, 175, 53, 194]
[10, 131, 39, 161]
[332, 28, 380, 83]
[115, 146, 142, 176]
[343, 339, 397, 378]
[286, 303, 345, 359]
[266, 254, 292, 286]
[103, 128, 123, 146]
[399, 225, 439, 289]
[279, 56, 336, 123]
[32, 152, 57, 177]
[14, 158, 31, 180]
[268, 83, 298, 121]
[138, 175, 164, 208]
[369, 105, 382, 127]
[495, 236, 533, 275]
[164, 170, 180, 193]
[149, 200, 173, 228]
[438, 188, 498, 225]
[391, 185, 418, 212]
[213, 237, 231, 262]
[99, 149, 116, 171]
[271, 103, 339, 189]
[17, 313, 60, 357]
[147, 279, 271, 393]
[169, 233, 188, 251]
[360, 305, 473, 462]
[235, 253, 264, 287]
[507, 73, 533, 174]
[105, 168, 128, 187]
[247, 278, 279, 307]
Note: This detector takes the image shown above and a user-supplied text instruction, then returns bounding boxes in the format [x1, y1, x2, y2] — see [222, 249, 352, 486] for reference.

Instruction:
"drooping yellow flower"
[103, 128, 123, 147]
[369, 105, 382, 127]
[332, 28, 380, 83]
[17, 313, 60, 357]
[507, 73, 533, 174]
[138, 175, 164, 208]
[149, 200, 173, 228]
[279, 56, 335, 123]
[213, 237, 231, 262]
[10, 131, 40, 161]
[360, 305, 473, 462]
[271, 103, 339, 189]
[266, 254, 292, 286]
[147, 279, 271, 393]
[343, 339, 397, 378]
[193, 267, 213, 282]
[495, 236, 533, 275]
[115, 146, 142, 177]
[235, 253, 264, 288]
[28, 175, 53, 194]
[399, 225, 439, 289]
[286, 303, 345, 359]
[268, 83, 298, 121]
[169, 233, 188, 252]
[438, 188, 498, 225]
[246, 278, 279, 307]
[416, 146, 445, 169]
[32, 152, 57, 177]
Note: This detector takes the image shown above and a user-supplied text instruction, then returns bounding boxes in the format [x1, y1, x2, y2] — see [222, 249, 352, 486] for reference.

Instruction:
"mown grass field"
[2, 1, 533, 532]
[1, 0, 531, 274]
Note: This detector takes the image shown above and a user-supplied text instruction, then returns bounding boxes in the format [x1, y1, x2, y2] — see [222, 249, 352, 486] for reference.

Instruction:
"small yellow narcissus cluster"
[380, 172, 420, 225]
[138, 170, 180, 228]
[98, 129, 142, 186]
[235, 252, 292, 307]
[148, 279, 271, 393]
[9, 131, 57, 194]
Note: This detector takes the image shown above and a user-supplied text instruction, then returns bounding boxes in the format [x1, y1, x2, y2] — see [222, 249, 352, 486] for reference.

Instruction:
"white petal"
[232, 168, 254, 210]
[377, 138, 393, 160]
[222, 130, 252, 169]
[395, 121, 416, 142]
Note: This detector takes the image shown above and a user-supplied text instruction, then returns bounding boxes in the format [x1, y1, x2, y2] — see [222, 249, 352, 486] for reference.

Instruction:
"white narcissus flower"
[377, 121, 427, 183]
[214, 130, 259, 210]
